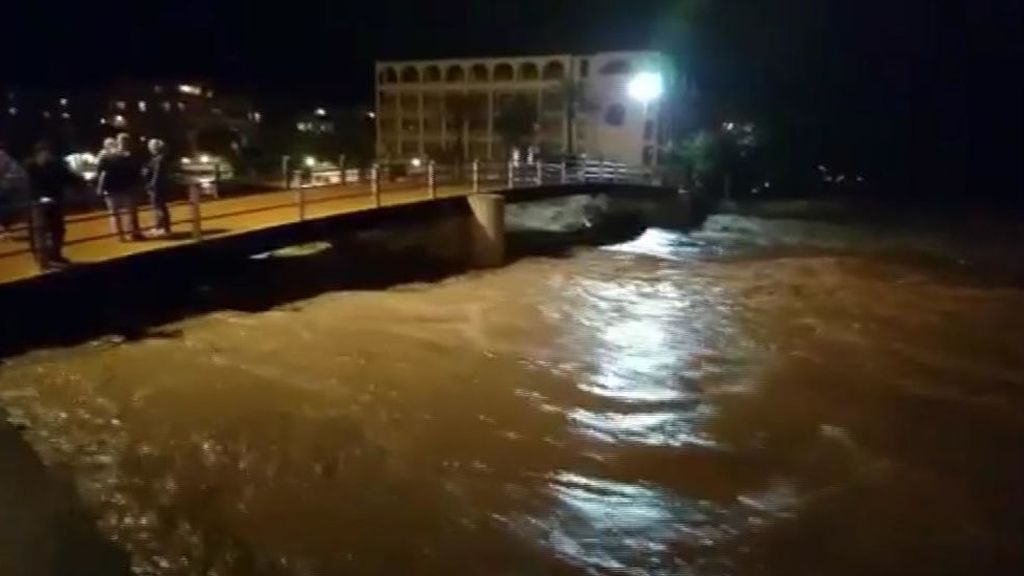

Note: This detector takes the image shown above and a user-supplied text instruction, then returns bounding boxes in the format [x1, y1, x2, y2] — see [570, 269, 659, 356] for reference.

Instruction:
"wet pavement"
[1, 211, 1023, 575]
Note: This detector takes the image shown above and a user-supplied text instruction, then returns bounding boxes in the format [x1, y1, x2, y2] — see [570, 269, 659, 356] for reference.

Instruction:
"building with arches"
[375, 51, 670, 166]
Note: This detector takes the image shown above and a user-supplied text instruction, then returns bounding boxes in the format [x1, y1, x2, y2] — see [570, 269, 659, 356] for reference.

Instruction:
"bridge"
[0, 159, 685, 286]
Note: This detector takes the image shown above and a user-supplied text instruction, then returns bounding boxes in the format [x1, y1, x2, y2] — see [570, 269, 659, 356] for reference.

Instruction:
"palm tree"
[494, 94, 539, 152]
[442, 93, 472, 163]
[559, 79, 595, 155]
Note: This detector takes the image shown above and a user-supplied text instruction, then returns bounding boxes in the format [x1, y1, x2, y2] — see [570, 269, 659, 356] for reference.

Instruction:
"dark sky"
[5, 0, 673, 101]
[5, 0, 1022, 195]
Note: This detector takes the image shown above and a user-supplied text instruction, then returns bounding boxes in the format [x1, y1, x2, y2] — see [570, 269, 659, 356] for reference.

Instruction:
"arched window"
[519, 62, 539, 80]
[542, 61, 566, 80]
[424, 65, 442, 82]
[401, 66, 420, 83]
[470, 64, 489, 82]
[599, 59, 632, 75]
[446, 65, 465, 82]
[493, 62, 514, 81]
[604, 103, 626, 127]
[382, 67, 398, 84]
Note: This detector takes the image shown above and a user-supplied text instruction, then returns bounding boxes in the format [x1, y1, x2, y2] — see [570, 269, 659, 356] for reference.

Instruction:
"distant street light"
[314, 108, 327, 117]
[304, 156, 317, 168]
[627, 72, 664, 105]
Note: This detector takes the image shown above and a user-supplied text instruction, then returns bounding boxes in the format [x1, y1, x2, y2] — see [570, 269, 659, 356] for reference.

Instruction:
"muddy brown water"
[2, 213, 1023, 575]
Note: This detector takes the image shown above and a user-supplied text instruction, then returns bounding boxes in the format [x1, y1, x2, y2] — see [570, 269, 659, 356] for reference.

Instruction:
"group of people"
[0, 133, 173, 271]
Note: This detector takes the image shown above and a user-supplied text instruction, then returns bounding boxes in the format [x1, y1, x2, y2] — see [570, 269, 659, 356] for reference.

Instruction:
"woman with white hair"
[143, 138, 171, 236]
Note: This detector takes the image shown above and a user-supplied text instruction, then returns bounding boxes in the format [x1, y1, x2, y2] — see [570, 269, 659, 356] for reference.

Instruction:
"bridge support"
[466, 193, 505, 268]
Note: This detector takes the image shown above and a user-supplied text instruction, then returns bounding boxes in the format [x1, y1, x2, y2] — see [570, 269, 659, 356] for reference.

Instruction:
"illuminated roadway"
[0, 181, 483, 285]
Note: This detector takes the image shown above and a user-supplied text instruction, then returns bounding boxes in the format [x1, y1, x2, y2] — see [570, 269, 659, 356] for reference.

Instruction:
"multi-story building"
[375, 51, 671, 166]
[1, 82, 259, 156]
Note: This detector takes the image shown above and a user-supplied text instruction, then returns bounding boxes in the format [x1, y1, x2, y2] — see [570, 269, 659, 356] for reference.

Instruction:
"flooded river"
[2, 209, 1024, 575]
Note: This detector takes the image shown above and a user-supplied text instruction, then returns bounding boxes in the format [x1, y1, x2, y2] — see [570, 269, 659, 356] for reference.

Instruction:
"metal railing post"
[189, 184, 202, 241]
[560, 160, 567, 184]
[296, 181, 306, 221]
[338, 154, 346, 186]
[472, 159, 480, 193]
[282, 155, 291, 189]
[213, 163, 221, 198]
[507, 160, 514, 189]
[371, 163, 381, 207]
[428, 161, 437, 199]
[536, 161, 543, 186]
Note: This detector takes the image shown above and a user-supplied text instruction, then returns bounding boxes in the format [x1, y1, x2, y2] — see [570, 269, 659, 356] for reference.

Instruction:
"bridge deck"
[0, 182, 479, 286]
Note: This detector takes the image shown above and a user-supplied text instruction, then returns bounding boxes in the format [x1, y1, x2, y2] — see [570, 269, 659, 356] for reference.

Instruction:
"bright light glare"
[627, 72, 664, 104]
[199, 154, 211, 164]
[410, 157, 423, 168]
[314, 108, 327, 117]
[304, 156, 317, 168]
[367, 111, 377, 119]
[179, 84, 202, 96]
[181, 157, 192, 164]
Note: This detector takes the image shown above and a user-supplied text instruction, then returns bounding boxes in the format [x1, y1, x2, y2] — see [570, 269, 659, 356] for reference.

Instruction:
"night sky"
[4, 0, 1023, 197]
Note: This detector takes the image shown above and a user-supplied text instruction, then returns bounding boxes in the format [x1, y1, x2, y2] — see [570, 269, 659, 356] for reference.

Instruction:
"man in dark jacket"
[24, 141, 82, 270]
[97, 132, 142, 241]
[143, 138, 172, 236]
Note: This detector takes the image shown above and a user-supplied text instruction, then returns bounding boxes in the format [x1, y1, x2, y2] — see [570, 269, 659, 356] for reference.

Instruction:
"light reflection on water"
[2, 215, 1024, 574]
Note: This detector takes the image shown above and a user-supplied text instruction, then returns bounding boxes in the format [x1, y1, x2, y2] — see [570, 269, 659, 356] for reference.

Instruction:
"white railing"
[1, 157, 663, 262]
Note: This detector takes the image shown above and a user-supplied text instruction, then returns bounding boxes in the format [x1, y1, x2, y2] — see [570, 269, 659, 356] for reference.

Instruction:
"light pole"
[628, 72, 665, 170]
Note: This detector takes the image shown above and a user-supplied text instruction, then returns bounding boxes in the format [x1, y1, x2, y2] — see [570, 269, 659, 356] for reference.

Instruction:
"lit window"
[177, 102, 186, 111]
[7, 107, 16, 116]
[61, 112, 71, 120]
[115, 101, 126, 110]
[59, 98, 69, 107]
[154, 85, 164, 94]
[162, 101, 171, 112]
[112, 115, 127, 128]
[138, 101, 147, 113]
[42, 111, 52, 119]
[179, 84, 202, 96]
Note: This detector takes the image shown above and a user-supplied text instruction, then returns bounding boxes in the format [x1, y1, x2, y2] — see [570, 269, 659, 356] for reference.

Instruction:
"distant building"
[374, 51, 672, 166]
[0, 82, 259, 156]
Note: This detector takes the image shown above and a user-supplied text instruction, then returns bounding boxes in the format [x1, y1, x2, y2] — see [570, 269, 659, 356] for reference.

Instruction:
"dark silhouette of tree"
[558, 80, 596, 155]
[494, 94, 538, 151]
[442, 93, 472, 163]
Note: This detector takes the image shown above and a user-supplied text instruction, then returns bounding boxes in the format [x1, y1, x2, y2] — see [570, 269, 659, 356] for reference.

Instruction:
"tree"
[442, 93, 472, 163]
[558, 80, 596, 155]
[494, 94, 538, 152]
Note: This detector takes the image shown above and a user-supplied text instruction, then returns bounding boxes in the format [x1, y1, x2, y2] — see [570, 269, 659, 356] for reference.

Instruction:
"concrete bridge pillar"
[466, 193, 506, 267]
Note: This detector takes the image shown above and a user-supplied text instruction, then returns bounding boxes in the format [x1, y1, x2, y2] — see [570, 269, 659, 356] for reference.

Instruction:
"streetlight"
[628, 71, 665, 167]
[627, 72, 664, 105]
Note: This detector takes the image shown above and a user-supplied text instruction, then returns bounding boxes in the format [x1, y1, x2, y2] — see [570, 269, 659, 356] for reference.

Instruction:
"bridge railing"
[0, 156, 664, 264]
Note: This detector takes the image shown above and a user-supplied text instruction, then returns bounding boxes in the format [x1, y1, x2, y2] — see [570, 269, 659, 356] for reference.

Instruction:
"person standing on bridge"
[0, 141, 28, 241]
[23, 141, 82, 270]
[143, 138, 172, 237]
[97, 133, 143, 241]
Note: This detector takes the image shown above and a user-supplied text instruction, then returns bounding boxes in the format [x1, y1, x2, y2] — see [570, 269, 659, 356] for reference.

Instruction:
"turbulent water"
[2, 212, 1024, 575]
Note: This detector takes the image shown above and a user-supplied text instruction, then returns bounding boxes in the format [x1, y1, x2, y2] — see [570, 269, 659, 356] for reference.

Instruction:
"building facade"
[1, 82, 259, 157]
[375, 51, 671, 166]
